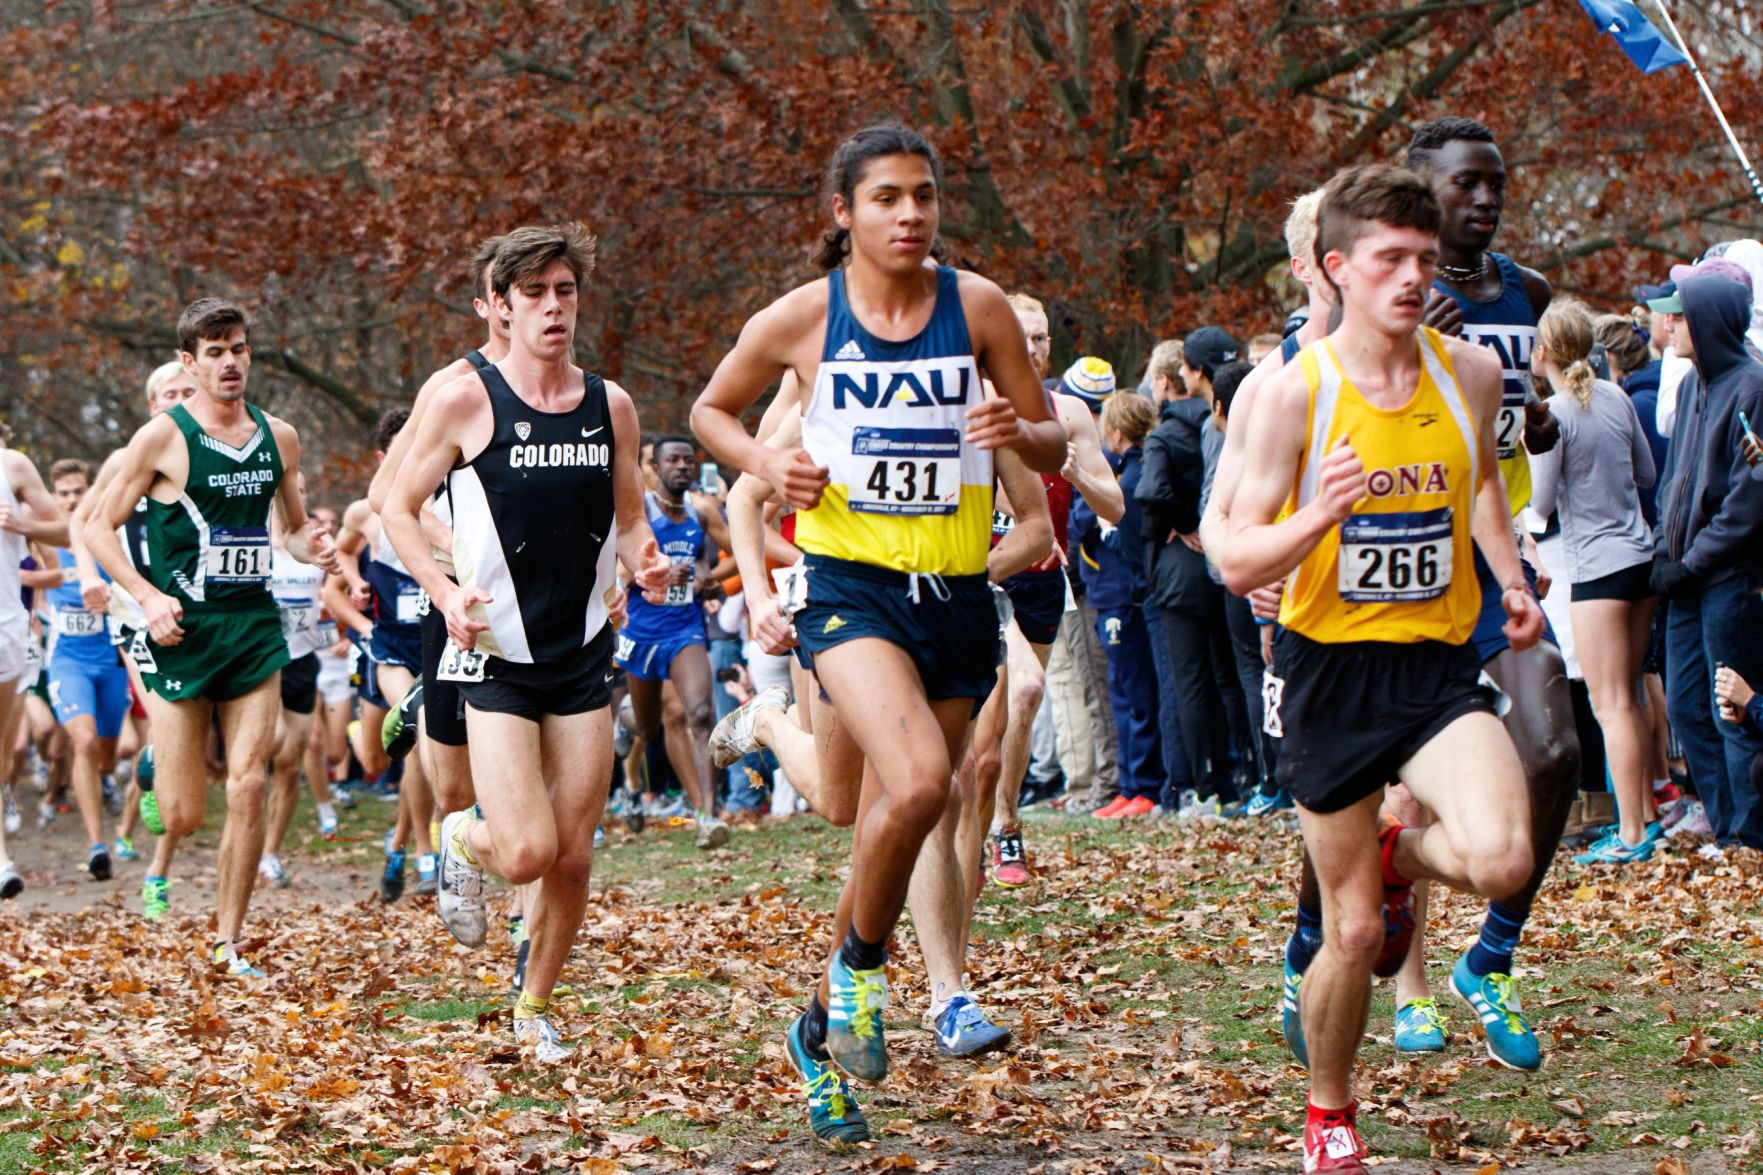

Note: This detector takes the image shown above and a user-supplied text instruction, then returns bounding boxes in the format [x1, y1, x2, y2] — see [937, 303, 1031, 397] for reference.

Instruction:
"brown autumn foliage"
[0, 0, 1759, 487]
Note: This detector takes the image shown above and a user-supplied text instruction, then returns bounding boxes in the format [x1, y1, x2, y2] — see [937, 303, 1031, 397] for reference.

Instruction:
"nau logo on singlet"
[510, 442, 610, 469]
[208, 468, 276, 498]
[830, 357, 973, 410]
[1461, 325, 1534, 380]
[1365, 462, 1448, 499]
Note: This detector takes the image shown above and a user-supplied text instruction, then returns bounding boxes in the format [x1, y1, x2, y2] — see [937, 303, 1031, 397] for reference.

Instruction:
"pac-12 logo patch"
[515, 421, 532, 441]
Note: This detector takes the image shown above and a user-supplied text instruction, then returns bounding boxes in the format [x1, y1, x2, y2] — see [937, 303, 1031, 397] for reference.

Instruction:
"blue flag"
[1576, 0, 1689, 73]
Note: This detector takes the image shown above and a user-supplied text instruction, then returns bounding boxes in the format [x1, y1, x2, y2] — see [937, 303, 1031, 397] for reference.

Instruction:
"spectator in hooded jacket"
[1651, 270, 1763, 856]
[1072, 394, 1163, 818]
[1597, 310, 1667, 526]
[1137, 326, 1245, 816]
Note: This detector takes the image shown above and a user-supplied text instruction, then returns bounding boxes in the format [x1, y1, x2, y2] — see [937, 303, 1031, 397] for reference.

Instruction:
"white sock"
[317, 802, 336, 824]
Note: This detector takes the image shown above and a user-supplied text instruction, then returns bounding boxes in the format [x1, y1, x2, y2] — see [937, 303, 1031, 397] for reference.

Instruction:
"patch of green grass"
[398, 995, 503, 1022]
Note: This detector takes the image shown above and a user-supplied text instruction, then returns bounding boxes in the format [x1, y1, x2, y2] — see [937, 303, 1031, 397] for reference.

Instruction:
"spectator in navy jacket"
[1072, 394, 1162, 817]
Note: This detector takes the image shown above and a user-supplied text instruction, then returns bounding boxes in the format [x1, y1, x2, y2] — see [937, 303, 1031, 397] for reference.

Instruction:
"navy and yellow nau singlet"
[797, 266, 993, 577]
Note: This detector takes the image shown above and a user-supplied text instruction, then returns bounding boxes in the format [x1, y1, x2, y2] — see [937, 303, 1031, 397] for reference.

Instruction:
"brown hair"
[1594, 312, 1652, 377]
[49, 458, 91, 485]
[1100, 393, 1156, 445]
[177, 298, 249, 355]
[491, 224, 597, 301]
[1314, 165, 1441, 289]
[471, 234, 506, 303]
[1537, 297, 1596, 410]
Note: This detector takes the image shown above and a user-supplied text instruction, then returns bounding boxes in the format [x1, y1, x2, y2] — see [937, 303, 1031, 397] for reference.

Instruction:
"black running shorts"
[1267, 629, 1497, 813]
[279, 652, 320, 716]
[460, 625, 615, 723]
[1001, 567, 1066, 647]
[420, 601, 468, 746]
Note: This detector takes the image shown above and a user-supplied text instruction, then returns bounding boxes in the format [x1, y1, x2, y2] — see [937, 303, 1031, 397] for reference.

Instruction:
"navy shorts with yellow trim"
[795, 554, 1000, 706]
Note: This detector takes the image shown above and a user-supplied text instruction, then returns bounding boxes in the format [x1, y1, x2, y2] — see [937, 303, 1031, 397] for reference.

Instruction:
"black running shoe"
[88, 843, 112, 882]
[383, 682, 423, 762]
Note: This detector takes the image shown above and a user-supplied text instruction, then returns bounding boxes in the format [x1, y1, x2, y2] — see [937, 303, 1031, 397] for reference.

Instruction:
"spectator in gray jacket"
[1529, 298, 1658, 862]
[1651, 271, 1763, 855]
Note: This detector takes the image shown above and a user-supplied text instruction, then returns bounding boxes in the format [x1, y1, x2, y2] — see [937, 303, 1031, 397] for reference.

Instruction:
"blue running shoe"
[786, 1013, 870, 1145]
[825, 955, 890, 1081]
[1573, 831, 1654, 865]
[1244, 789, 1289, 817]
[1394, 997, 1448, 1053]
[930, 995, 1011, 1058]
[1449, 953, 1540, 1071]
[379, 848, 406, 904]
[1281, 959, 1308, 1068]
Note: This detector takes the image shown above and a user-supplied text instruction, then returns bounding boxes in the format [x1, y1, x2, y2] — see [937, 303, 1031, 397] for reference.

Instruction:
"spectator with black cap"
[1138, 326, 1245, 817]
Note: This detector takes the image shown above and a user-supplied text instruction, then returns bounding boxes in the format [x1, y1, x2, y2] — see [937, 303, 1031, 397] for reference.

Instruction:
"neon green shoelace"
[1485, 973, 1527, 1036]
[804, 1065, 848, 1117]
[1404, 997, 1447, 1037]
[848, 970, 887, 1040]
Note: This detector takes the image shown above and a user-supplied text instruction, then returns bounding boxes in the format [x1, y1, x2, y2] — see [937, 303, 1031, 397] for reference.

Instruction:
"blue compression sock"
[1286, 901, 1324, 974]
[1466, 899, 1529, 976]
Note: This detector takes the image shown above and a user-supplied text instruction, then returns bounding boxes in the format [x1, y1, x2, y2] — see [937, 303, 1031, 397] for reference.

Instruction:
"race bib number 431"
[847, 427, 960, 516]
[1337, 507, 1453, 603]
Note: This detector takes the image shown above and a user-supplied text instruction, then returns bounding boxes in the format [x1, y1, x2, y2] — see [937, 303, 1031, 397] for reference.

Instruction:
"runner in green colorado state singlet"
[87, 297, 339, 979]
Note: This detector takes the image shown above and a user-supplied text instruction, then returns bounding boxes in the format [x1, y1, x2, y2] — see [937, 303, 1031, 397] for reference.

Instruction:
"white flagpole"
[1647, 0, 1763, 207]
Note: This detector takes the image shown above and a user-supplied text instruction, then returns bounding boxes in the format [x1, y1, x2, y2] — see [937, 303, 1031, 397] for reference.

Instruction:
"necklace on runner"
[1437, 254, 1488, 283]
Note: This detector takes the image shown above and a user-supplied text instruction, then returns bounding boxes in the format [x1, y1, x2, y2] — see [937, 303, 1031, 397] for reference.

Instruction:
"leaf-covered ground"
[2, 790, 1762, 1173]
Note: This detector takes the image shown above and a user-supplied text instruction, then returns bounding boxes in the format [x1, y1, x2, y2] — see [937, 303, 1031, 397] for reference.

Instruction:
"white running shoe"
[708, 686, 789, 769]
[437, 810, 488, 947]
[0, 862, 22, 900]
[514, 1014, 569, 1065]
[1667, 801, 1711, 839]
[2, 785, 19, 835]
[317, 804, 339, 841]
[695, 811, 732, 851]
[1696, 841, 1726, 862]
[258, 854, 291, 888]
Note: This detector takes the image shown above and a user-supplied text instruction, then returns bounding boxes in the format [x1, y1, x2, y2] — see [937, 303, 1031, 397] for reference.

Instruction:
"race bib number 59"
[1337, 508, 1453, 603]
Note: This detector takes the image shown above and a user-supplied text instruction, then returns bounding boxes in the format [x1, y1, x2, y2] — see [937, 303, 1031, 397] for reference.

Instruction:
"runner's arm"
[86, 423, 169, 608]
[382, 382, 473, 613]
[693, 291, 830, 508]
[607, 382, 672, 603]
[965, 277, 1064, 475]
[367, 364, 455, 516]
[69, 449, 125, 609]
[322, 572, 374, 640]
[0, 450, 69, 548]
[269, 419, 338, 573]
[332, 499, 373, 601]
[1057, 396, 1124, 524]
[1198, 354, 1279, 557]
[1216, 367, 1344, 595]
[989, 449, 1054, 583]
[727, 425, 800, 654]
